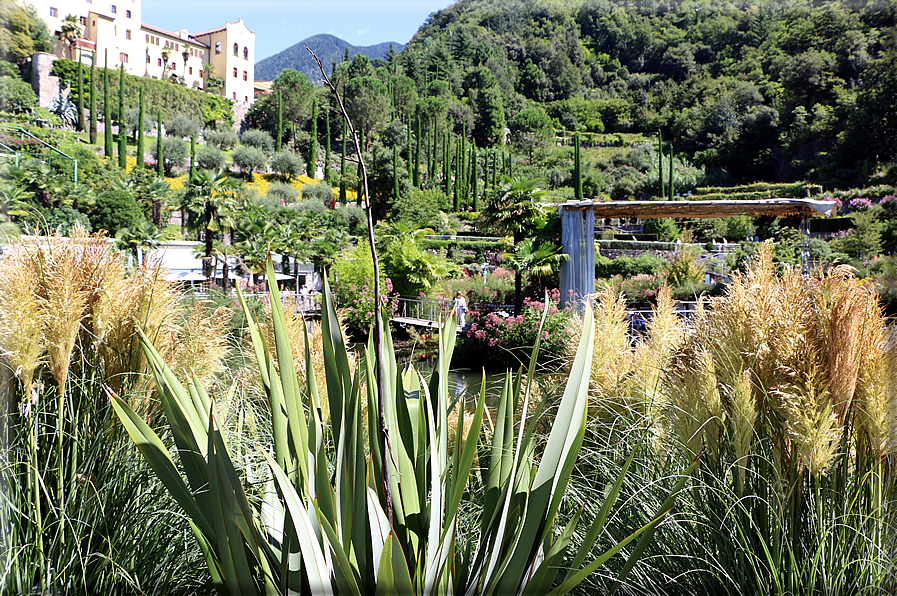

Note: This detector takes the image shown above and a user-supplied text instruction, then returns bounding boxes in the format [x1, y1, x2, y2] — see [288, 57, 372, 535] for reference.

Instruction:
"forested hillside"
[384, 0, 897, 186]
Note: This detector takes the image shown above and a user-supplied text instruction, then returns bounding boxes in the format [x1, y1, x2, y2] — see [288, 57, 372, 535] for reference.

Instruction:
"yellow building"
[31, 0, 254, 105]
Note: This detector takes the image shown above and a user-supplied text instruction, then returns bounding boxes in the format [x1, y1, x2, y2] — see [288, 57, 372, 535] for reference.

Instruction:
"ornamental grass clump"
[669, 241, 889, 477]
[0, 225, 231, 593]
[645, 240, 897, 593]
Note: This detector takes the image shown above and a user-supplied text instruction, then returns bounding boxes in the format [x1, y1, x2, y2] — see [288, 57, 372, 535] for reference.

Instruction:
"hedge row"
[598, 239, 682, 252]
[421, 238, 508, 252]
[695, 182, 809, 196]
[50, 58, 231, 126]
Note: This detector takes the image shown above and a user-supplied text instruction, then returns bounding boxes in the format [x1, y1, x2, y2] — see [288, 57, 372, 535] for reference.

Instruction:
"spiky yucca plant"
[110, 259, 693, 594]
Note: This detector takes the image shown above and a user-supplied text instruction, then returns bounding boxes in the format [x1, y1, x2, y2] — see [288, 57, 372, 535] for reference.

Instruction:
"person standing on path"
[453, 291, 468, 328]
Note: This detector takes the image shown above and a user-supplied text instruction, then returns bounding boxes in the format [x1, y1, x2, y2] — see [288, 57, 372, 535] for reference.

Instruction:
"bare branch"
[306, 45, 394, 524]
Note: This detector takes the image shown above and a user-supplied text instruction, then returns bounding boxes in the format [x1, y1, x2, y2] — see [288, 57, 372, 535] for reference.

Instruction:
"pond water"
[398, 355, 564, 410]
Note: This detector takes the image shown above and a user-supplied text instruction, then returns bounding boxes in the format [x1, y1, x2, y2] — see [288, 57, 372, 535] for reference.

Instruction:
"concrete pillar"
[559, 202, 595, 311]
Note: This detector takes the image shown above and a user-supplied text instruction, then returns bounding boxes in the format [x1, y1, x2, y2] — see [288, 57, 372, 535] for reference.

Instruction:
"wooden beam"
[560, 199, 836, 219]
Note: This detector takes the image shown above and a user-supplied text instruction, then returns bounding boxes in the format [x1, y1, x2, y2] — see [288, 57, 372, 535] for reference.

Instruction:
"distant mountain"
[255, 34, 405, 83]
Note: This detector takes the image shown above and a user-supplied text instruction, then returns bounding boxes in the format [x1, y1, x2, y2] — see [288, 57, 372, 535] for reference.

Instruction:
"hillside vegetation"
[389, 0, 897, 186]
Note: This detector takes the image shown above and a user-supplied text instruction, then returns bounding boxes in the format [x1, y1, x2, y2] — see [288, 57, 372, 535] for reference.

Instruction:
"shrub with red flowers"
[337, 277, 399, 338]
[458, 289, 574, 369]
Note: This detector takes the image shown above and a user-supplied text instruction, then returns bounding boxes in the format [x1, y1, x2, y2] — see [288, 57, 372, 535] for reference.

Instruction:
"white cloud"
[356, 26, 370, 36]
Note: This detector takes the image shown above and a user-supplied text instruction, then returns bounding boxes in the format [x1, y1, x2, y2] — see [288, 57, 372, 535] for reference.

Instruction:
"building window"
[126, 9, 131, 18]
[157, 58, 161, 66]
[233, 92, 236, 100]
[125, 29, 131, 40]
[232, 67, 237, 77]
[171, 62, 176, 70]
[146, 54, 150, 63]
[200, 50, 203, 59]
[79, 16, 87, 25]
[145, 33, 149, 42]
[243, 47, 248, 60]
[215, 41, 221, 54]
[233, 43, 238, 56]
[189, 67, 193, 75]
[49, 7, 57, 17]
[242, 70, 247, 81]
[244, 95, 248, 102]
[198, 70, 202, 77]
[120, 53, 128, 63]
[110, 5, 116, 14]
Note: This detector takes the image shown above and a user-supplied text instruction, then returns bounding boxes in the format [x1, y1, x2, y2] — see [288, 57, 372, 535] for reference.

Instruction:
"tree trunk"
[204, 209, 214, 278]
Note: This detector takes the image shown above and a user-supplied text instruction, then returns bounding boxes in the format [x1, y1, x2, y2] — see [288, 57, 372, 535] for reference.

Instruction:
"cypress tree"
[339, 119, 347, 204]
[459, 125, 466, 203]
[392, 144, 399, 200]
[156, 109, 163, 177]
[573, 133, 583, 201]
[453, 137, 461, 212]
[118, 64, 126, 169]
[104, 51, 113, 159]
[413, 115, 421, 188]
[89, 52, 97, 143]
[307, 98, 317, 177]
[491, 149, 496, 190]
[471, 147, 478, 211]
[275, 91, 282, 153]
[668, 138, 674, 201]
[190, 133, 196, 180]
[324, 108, 331, 183]
[429, 120, 436, 184]
[137, 84, 145, 168]
[443, 131, 451, 197]
[658, 131, 664, 199]
[77, 57, 84, 131]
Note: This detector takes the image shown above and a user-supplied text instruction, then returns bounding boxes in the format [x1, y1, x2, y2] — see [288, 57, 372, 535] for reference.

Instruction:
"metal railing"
[396, 296, 453, 322]
[395, 296, 516, 324]
[0, 124, 79, 183]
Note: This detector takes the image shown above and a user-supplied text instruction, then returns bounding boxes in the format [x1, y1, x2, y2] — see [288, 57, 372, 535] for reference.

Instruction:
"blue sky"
[141, 0, 454, 63]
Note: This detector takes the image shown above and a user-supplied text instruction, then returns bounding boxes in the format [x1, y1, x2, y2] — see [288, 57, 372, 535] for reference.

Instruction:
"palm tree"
[115, 220, 162, 267]
[503, 238, 569, 307]
[480, 175, 552, 314]
[59, 15, 82, 60]
[181, 168, 240, 279]
[160, 47, 171, 78]
[181, 48, 189, 80]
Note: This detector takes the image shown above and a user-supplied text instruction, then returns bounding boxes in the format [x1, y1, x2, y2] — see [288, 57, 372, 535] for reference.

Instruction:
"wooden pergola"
[558, 198, 837, 309]
[567, 198, 837, 219]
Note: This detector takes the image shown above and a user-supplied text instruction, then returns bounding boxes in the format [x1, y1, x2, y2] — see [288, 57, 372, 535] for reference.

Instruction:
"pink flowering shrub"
[880, 195, 897, 214]
[849, 197, 873, 212]
[337, 277, 399, 337]
[458, 289, 573, 369]
[824, 196, 843, 211]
